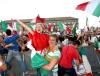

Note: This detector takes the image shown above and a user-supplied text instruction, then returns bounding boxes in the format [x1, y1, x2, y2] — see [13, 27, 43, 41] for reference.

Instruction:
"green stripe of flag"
[28, 24, 33, 30]
[72, 23, 77, 37]
[1, 21, 8, 32]
[46, 22, 49, 28]
[93, 2, 100, 17]
[57, 21, 64, 31]
[16, 22, 20, 31]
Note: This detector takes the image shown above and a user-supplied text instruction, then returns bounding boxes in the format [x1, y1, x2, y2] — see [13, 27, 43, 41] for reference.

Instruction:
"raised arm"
[16, 19, 34, 35]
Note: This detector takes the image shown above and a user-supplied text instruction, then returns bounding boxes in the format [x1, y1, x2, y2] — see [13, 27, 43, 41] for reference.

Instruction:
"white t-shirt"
[82, 42, 88, 46]
[46, 49, 61, 72]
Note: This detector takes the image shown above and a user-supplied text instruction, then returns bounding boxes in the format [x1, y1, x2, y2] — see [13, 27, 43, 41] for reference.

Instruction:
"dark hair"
[73, 40, 80, 46]
[6, 29, 12, 36]
[58, 36, 64, 42]
[49, 34, 58, 42]
[68, 36, 77, 42]
[98, 37, 100, 42]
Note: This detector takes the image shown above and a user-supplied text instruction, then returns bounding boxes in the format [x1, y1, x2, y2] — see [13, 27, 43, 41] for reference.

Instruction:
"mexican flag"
[13, 22, 20, 31]
[0, 21, 8, 32]
[48, 23, 54, 32]
[46, 22, 49, 28]
[31, 15, 46, 30]
[94, 40, 99, 50]
[76, 0, 100, 17]
[36, 15, 45, 23]
[31, 15, 45, 23]
[66, 26, 72, 34]
[57, 21, 64, 31]
[7, 22, 14, 32]
[72, 23, 77, 37]
[26, 40, 50, 76]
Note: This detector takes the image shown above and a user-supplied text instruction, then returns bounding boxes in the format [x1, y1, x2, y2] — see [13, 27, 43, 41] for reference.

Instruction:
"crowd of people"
[0, 19, 100, 76]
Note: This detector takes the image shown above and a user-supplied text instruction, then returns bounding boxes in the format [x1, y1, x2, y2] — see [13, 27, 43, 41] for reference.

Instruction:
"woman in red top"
[16, 20, 49, 54]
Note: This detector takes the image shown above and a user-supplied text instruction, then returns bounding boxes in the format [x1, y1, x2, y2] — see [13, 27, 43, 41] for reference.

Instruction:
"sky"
[0, 0, 100, 29]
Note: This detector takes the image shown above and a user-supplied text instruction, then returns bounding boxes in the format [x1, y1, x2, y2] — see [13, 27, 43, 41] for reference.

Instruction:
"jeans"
[6, 50, 27, 72]
[58, 66, 77, 76]
[47, 71, 58, 76]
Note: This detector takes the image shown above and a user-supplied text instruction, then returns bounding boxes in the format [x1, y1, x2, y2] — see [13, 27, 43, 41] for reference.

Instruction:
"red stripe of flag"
[36, 15, 45, 23]
[76, 2, 89, 11]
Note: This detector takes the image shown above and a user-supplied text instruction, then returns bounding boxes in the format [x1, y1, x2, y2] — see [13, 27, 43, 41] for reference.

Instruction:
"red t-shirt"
[59, 45, 80, 68]
[28, 31, 49, 51]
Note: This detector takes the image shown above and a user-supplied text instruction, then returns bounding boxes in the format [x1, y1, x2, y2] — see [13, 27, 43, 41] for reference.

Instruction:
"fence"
[1, 46, 100, 76]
